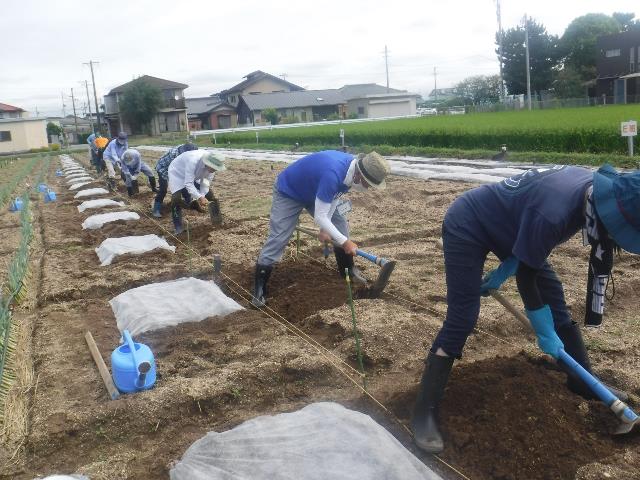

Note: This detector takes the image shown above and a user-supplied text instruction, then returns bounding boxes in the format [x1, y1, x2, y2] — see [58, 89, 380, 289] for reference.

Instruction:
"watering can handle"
[123, 330, 140, 370]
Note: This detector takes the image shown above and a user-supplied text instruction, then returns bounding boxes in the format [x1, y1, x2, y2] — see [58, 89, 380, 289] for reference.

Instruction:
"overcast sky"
[2, 0, 637, 117]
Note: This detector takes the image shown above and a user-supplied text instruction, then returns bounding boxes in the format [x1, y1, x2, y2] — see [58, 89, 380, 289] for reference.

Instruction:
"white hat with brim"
[203, 152, 226, 172]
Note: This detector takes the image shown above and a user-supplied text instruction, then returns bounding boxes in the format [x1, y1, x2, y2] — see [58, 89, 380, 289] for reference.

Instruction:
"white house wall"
[368, 98, 416, 118]
[0, 119, 48, 153]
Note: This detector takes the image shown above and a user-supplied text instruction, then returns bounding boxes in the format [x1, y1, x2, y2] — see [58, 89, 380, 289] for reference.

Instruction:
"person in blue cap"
[152, 143, 198, 217]
[250, 150, 390, 308]
[103, 132, 129, 191]
[412, 164, 639, 454]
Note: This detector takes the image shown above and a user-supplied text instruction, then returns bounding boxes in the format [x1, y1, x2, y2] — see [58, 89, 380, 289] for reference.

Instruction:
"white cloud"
[1, 0, 636, 116]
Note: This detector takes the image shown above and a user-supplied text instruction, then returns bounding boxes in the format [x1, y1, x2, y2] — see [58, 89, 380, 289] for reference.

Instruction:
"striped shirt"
[156, 144, 193, 180]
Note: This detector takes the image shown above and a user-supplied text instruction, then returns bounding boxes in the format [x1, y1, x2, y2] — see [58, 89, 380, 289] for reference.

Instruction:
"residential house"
[47, 115, 94, 143]
[0, 104, 47, 153]
[217, 70, 305, 108]
[236, 83, 419, 126]
[104, 75, 188, 135]
[237, 89, 347, 126]
[339, 84, 419, 118]
[596, 30, 640, 104]
[0, 103, 27, 120]
[186, 96, 237, 130]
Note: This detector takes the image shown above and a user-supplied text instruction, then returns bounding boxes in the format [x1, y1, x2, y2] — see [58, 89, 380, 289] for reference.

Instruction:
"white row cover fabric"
[69, 181, 94, 191]
[74, 188, 109, 199]
[68, 176, 94, 185]
[109, 277, 243, 335]
[65, 172, 88, 179]
[81, 211, 140, 230]
[95, 235, 175, 266]
[77, 199, 125, 213]
[37, 476, 89, 480]
[170, 402, 442, 480]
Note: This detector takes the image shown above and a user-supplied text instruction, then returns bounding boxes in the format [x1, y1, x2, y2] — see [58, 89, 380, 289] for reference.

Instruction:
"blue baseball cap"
[593, 164, 640, 254]
[117, 131, 128, 141]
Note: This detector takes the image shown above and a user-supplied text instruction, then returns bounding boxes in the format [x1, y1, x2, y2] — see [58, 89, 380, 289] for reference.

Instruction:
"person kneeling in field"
[120, 149, 158, 197]
[413, 164, 638, 454]
[152, 143, 198, 217]
[167, 150, 226, 234]
[251, 150, 390, 308]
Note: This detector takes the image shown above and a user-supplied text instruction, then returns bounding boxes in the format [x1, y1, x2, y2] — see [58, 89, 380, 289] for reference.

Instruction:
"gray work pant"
[257, 187, 349, 266]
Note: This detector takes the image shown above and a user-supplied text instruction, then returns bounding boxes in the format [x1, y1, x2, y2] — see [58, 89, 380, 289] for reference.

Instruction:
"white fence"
[189, 114, 420, 139]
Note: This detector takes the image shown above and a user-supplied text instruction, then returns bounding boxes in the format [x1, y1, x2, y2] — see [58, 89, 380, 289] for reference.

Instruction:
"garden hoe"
[295, 226, 396, 298]
[435, 238, 640, 436]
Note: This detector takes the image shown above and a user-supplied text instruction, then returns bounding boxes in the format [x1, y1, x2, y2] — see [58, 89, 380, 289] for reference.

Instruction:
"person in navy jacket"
[412, 164, 640, 454]
[251, 150, 390, 307]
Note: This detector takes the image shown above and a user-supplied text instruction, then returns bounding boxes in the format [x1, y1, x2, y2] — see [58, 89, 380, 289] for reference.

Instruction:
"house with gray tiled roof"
[217, 71, 305, 109]
[186, 96, 237, 130]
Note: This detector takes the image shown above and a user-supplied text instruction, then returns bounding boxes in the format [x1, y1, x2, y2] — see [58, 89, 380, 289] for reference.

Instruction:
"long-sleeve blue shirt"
[103, 140, 128, 165]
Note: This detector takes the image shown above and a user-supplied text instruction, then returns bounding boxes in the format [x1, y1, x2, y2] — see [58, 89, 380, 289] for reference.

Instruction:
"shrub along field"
[202, 104, 638, 157]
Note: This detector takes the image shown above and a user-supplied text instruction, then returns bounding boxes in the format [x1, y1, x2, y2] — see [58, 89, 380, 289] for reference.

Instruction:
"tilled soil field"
[1, 151, 639, 480]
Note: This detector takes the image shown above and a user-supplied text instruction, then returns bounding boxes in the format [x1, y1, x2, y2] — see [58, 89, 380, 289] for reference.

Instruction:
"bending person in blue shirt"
[120, 149, 157, 197]
[251, 150, 390, 308]
[413, 164, 640, 454]
[103, 132, 129, 191]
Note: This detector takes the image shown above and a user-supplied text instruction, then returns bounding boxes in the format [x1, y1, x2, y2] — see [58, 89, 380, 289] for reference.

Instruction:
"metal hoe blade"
[366, 259, 396, 298]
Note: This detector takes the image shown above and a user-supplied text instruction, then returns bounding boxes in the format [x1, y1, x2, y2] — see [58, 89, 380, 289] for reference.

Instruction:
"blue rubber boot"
[152, 200, 162, 218]
[171, 205, 183, 234]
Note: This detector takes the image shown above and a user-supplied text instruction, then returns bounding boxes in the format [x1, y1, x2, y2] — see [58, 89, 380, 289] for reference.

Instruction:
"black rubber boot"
[149, 176, 158, 193]
[251, 263, 273, 308]
[334, 247, 367, 285]
[557, 322, 629, 402]
[411, 352, 454, 454]
[107, 177, 116, 192]
[171, 205, 184, 234]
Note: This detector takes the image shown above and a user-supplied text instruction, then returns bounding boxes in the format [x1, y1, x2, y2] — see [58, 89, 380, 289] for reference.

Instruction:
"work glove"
[480, 256, 519, 296]
[525, 305, 564, 359]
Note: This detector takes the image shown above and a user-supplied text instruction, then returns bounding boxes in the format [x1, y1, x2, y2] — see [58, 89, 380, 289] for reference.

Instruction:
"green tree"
[454, 75, 502, 104]
[119, 81, 163, 134]
[612, 12, 640, 32]
[46, 122, 63, 137]
[498, 18, 558, 96]
[552, 66, 588, 98]
[559, 14, 620, 80]
[262, 108, 279, 125]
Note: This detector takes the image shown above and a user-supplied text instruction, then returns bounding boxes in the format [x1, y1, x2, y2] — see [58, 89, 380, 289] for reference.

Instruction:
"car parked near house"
[417, 107, 437, 116]
[447, 106, 466, 115]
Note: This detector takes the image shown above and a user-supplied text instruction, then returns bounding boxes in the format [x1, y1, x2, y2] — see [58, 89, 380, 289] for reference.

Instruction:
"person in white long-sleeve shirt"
[167, 150, 226, 233]
[251, 149, 390, 307]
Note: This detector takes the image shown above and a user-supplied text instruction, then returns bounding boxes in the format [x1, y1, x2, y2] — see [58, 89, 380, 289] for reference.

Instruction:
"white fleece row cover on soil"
[81, 211, 140, 230]
[74, 188, 109, 199]
[95, 235, 175, 266]
[109, 277, 243, 335]
[69, 181, 94, 191]
[67, 176, 94, 185]
[170, 402, 442, 480]
[78, 199, 125, 212]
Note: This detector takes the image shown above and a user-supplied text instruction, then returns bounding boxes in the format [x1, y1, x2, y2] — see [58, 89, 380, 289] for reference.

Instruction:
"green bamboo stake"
[344, 268, 367, 390]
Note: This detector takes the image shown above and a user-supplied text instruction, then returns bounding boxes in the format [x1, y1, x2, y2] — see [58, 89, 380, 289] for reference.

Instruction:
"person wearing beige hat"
[168, 150, 226, 234]
[251, 149, 390, 307]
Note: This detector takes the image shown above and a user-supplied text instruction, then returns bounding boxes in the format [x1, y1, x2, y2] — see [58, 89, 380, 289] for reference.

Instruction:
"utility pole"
[524, 14, 532, 111]
[433, 67, 438, 103]
[61, 92, 67, 117]
[280, 73, 288, 81]
[84, 60, 102, 134]
[70, 88, 79, 142]
[83, 80, 95, 134]
[495, 0, 506, 101]
[384, 45, 390, 92]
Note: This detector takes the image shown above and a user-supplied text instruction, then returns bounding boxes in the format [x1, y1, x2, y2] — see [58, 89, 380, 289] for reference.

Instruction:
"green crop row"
[0, 156, 41, 208]
[209, 104, 638, 155]
[0, 193, 33, 405]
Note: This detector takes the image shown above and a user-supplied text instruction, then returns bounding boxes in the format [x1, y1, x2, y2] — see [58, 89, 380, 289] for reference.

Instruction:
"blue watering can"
[111, 330, 156, 393]
[44, 189, 57, 203]
[9, 197, 23, 212]
[38, 183, 48, 192]
[55, 169, 63, 176]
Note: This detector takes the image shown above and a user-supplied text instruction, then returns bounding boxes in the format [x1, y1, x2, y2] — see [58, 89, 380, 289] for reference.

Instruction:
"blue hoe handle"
[558, 349, 638, 424]
[356, 249, 388, 266]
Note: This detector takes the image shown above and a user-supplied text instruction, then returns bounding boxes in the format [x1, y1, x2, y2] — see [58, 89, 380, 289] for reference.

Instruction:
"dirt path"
[1, 152, 639, 480]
